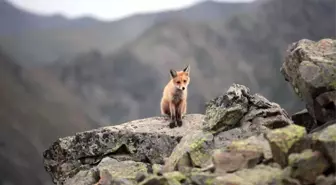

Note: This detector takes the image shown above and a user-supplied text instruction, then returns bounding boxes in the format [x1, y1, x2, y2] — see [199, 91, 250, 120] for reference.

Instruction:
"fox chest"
[171, 90, 184, 104]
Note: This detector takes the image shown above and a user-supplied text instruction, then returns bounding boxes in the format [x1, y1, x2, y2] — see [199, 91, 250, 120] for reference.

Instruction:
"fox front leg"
[176, 103, 183, 127]
[169, 102, 177, 128]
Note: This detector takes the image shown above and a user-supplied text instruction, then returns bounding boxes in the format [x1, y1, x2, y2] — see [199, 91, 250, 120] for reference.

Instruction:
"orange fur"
[160, 65, 190, 127]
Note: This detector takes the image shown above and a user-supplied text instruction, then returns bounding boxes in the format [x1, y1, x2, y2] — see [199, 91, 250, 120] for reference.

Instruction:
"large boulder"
[281, 38, 336, 125]
[43, 114, 205, 184]
[204, 84, 293, 149]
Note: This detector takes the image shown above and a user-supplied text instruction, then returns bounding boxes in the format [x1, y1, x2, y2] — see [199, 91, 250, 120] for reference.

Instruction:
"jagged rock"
[214, 165, 284, 185]
[265, 124, 307, 167]
[310, 123, 336, 168]
[211, 149, 262, 174]
[288, 149, 329, 185]
[291, 109, 316, 132]
[203, 84, 292, 149]
[203, 84, 250, 133]
[162, 130, 214, 172]
[315, 175, 336, 185]
[43, 114, 204, 184]
[281, 38, 336, 124]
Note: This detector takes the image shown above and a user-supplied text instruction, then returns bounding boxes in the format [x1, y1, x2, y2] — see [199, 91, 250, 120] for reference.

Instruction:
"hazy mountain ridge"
[0, 0, 100, 35]
[46, 0, 335, 127]
[0, 0, 249, 66]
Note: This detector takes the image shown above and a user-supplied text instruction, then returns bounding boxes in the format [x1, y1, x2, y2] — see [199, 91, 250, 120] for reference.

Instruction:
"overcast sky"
[9, 0, 254, 20]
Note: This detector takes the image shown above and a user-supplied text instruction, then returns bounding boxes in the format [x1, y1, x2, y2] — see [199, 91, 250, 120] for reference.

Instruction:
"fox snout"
[175, 85, 186, 91]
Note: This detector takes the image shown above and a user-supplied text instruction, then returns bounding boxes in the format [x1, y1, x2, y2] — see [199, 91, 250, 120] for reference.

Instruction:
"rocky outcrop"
[281, 38, 336, 128]
[43, 38, 336, 185]
[43, 114, 205, 184]
[43, 83, 294, 185]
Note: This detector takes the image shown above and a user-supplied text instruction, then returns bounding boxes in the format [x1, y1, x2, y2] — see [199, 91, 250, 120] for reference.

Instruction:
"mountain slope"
[47, 0, 335, 128]
[0, 49, 101, 185]
[0, 1, 249, 66]
[0, 0, 99, 35]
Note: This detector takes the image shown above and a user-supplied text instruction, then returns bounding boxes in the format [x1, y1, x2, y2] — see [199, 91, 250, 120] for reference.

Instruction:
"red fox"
[160, 65, 190, 128]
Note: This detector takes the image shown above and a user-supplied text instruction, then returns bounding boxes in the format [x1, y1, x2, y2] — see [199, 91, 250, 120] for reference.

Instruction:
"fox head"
[170, 65, 190, 91]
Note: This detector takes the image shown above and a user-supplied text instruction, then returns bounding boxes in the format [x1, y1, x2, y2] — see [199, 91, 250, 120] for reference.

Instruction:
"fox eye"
[183, 80, 187, 83]
[177, 81, 181, 84]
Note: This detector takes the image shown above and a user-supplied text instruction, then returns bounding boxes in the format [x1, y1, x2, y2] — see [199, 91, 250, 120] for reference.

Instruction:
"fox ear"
[183, 64, 190, 73]
[170, 69, 177, 78]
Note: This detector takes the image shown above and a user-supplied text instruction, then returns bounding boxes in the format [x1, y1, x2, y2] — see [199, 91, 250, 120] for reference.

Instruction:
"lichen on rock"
[288, 149, 329, 185]
[203, 84, 250, 133]
[43, 114, 205, 184]
[265, 124, 307, 167]
[310, 123, 336, 167]
[214, 165, 284, 185]
[163, 130, 214, 172]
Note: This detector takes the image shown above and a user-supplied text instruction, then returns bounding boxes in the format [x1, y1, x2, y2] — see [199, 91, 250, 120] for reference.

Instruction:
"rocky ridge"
[43, 38, 336, 185]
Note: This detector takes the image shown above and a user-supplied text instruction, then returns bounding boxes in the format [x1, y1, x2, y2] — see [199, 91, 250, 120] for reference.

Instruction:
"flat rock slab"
[43, 114, 205, 184]
[111, 114, 204, 136]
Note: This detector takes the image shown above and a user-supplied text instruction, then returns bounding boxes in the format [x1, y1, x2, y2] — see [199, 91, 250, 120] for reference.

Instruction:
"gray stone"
[43, 114, 205, 184]
[162, 130, 214, 172]
[288, 149, 329, 185]
[203, 84, 250, 133]
[310, 123, 336, 169]
[280, 38, 336, 124]
[204, 84, 293, 149]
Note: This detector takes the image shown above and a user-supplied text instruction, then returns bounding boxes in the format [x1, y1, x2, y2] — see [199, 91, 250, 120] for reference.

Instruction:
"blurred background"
[0, 0, 335, 184]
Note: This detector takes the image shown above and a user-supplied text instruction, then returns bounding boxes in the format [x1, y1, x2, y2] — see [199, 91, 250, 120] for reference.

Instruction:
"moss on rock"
[311, 124, 336, 167]
[288, 149, 329, 184]
[163, 171, 186, 185]
[96, 157, 148, 181]
[163, 131, 214, 172]
[265, 124, 307, 167]
[215, 165, 284, 185]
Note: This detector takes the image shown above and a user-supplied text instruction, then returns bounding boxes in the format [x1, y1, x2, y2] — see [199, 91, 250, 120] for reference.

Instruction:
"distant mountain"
[46, 0, 335, 127]
[0, 48, 102, 185]
[0, 0, 249, 66]
[0, 0, 99, 35]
